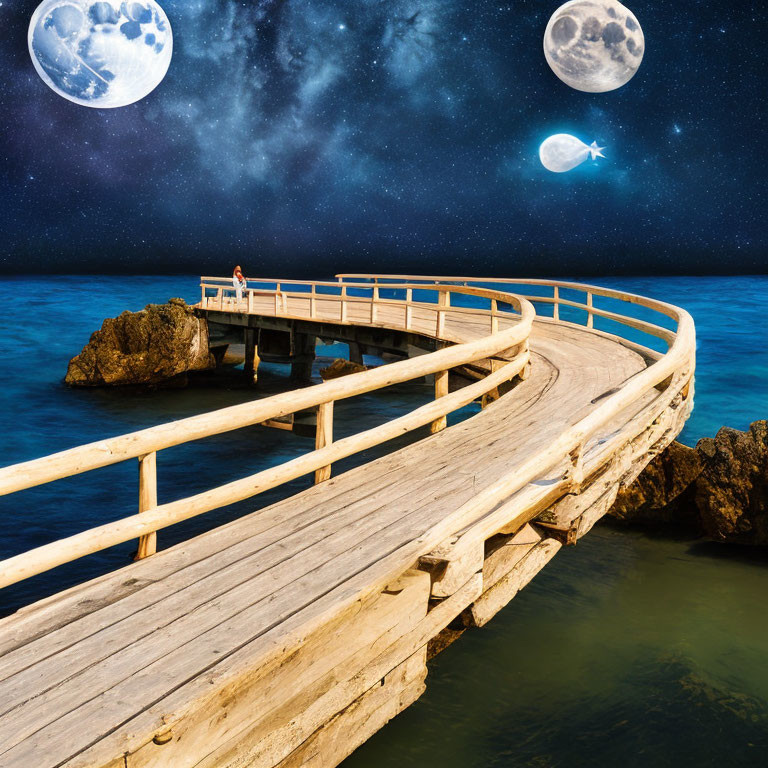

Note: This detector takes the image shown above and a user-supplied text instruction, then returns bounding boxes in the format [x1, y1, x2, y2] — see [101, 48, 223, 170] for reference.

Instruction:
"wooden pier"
[0, 275, 695, 768]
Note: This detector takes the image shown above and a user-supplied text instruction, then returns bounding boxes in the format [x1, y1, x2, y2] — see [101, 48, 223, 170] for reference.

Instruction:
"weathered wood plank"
[482, 523, 544, 590]
[125, 571, 431, 768]
[274, 650, 427, 768]
[0, 274, 695, 768]
[185, 575, 481, 768]
[467, 538, 563, 628]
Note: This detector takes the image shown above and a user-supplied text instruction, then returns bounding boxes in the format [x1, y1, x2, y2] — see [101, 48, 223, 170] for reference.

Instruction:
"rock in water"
[695, 422, 768, 545]
[320, 358, 368, 380]
[611, 441, 703, 528]
[609, 421, 768, 545]
[65, 298, 215, 387]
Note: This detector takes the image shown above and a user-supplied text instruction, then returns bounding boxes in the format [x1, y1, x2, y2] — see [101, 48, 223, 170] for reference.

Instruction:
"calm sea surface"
[0, 275, 766, 766]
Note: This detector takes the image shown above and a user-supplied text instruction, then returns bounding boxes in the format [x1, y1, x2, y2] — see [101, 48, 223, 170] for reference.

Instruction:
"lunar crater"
[28, 0, 173, 107]
[544, 0, 644, 93]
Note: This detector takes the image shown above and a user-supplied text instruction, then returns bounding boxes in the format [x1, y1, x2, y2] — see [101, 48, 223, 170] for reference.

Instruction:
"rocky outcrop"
[695, 422, 768, 545]
[610, 441, 702, 528]
[65, 299, 215, 387]
[320, 358, 368, 380]
[610, 421, 768, 545]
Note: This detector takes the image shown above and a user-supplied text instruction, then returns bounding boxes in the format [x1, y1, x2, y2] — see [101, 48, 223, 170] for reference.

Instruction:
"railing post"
[217, 288, 223, 311]
[405, 288, 413, 330]
[371, 286, 379, 324]
[135, 451, 157, 560]
[586, 291, 593, 328]
[310, 283, 317, 319]
[481, 359, 502, 409]
[315, 401, 334, 484]
[340, 285, 348, 323]
[553, 286, 560, 321]
[200, 285, 206, 308]
[436, 290, 449, 337]
[430, 369, 449, 434]
[275, 283, 281, 315]
[247, 290, 254, 314]
[490, 299, 499, 334]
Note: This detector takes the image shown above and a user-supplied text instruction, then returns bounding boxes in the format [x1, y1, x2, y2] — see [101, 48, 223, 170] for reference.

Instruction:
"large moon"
[544, 0, 644, 93]
[28, 0, 172, 108]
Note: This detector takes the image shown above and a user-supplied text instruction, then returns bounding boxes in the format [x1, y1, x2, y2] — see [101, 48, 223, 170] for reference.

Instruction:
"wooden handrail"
[335, 273, 684, 320]
[0, 280, 534, 589]
[0, 274, 695, 592]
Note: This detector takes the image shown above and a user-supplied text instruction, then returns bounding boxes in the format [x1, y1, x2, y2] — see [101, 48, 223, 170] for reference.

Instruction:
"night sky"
[1, 0, 766, 276]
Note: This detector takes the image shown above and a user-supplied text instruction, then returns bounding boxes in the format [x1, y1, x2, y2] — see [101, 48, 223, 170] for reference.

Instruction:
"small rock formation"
[695, 422, 768, 545]
[610, 441, 702, 528]
[610, 421, 768, 545]
[320, 358, 367, 381]
[65, 299, 215, 387]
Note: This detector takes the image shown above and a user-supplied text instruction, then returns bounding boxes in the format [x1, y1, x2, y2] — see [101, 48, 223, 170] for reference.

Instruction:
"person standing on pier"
[232, 265, 247, 307]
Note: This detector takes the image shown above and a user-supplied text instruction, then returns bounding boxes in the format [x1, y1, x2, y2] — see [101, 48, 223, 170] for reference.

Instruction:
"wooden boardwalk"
[0, 276, 695, 768]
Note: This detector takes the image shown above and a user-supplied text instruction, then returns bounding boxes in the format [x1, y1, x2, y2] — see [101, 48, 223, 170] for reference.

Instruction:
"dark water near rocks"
[0, 275, 766, 766]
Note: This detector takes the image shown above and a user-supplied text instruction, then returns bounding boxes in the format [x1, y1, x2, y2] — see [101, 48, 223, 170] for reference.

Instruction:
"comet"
[539, 134, 606, 173]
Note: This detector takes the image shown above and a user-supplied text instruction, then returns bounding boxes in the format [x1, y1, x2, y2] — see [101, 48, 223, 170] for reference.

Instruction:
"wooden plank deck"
[0, 278, 694, 768]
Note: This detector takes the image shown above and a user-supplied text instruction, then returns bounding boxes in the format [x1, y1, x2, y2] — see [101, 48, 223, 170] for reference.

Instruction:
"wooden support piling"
[244, 329, 259, 383]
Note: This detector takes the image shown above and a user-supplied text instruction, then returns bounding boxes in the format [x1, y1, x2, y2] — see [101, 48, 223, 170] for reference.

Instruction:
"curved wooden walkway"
[0, 276, 695, 768]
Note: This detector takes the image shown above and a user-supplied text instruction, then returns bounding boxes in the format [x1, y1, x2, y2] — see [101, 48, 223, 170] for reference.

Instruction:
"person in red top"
[232, 265, 246, 306]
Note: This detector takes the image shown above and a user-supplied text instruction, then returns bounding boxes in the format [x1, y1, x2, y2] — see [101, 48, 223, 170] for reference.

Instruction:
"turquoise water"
[0, 275, 766, 765]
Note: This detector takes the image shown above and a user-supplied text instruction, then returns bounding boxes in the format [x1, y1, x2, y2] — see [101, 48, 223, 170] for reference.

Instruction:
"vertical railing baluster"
[217, 288, 223, 311]
[405, 288, 413, 330]
[135, 452, 157, 560]
[341, 285, 348, 323]
[371, 286, 379, 323]
[315, 401, 334, 483]
[430, 370, 449, 434]
[586, 291, 593, 328]
[275, 283, 281, 315]
[248, 290, 254, 314]
[491, 299, 499, 334]
[436, 290, 449, 337]
[310, 283, 317, 319]
[553, 286, 560, 321]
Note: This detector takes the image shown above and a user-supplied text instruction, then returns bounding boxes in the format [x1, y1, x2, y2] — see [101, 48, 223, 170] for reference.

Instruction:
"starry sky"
[1, 0, 766, 276]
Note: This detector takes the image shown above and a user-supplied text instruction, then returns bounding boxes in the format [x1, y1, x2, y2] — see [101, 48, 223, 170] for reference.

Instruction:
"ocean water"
[0, 275, 766, 766]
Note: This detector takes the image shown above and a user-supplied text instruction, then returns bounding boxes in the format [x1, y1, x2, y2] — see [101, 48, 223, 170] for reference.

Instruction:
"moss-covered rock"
[65, 298, 215, 387]
[609, 421, 768, 545]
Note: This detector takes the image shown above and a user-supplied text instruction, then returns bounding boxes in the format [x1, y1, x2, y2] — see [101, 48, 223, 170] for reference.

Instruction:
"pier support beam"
[244, 328, 260, 383]
[348, 341, 364, 366]
[290, 332, 316, 382]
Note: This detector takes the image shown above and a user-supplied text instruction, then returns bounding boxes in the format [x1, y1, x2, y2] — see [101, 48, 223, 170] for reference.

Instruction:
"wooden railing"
[329, 273, 696, 542]
[337, 274, 683, 356]
[198, 277, 522, 344]
[0, 281, 534, 590]
[0, 275, 695, 594]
